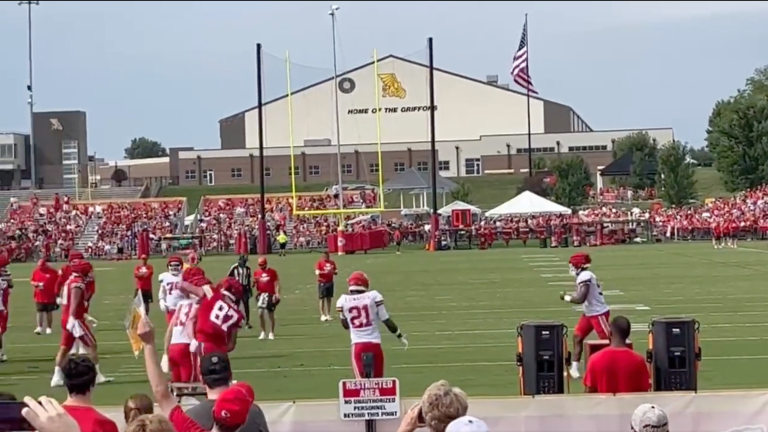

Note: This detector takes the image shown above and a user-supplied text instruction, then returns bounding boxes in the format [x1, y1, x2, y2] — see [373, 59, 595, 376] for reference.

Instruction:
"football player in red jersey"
[180, 276, 244, 356]
[559, 252, 611, 379]
[0, 254, 12, 362]
[50, 260, 112, 387]
[254, 257, 280, 340]
[56, 251, 84, 298]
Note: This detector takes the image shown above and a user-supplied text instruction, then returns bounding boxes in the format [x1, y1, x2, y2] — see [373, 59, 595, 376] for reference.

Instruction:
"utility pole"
[19, 1, 40, 189]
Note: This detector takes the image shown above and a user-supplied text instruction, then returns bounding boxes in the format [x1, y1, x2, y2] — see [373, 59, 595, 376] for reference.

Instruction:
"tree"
[706, 66, 768, 192]
[612, 132, 659, 189]
[689, 147, 714, 167]
[124, 137, 168, 159]
[656, 141, 697, 206]
[549, 156, 593, 208]
[450, 181, 473, 204]
[533, 157, 549, 171]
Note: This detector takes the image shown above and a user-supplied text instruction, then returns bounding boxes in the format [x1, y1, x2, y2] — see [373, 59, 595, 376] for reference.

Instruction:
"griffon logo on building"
[378, 73, 407, 99]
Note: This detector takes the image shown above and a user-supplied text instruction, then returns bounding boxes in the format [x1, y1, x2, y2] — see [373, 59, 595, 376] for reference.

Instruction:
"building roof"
[219, 54, 579, 125]
[382, 168, 457, 192]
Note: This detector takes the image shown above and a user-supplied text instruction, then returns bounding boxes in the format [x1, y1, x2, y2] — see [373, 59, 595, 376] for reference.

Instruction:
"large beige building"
[98, 55, 675, 188]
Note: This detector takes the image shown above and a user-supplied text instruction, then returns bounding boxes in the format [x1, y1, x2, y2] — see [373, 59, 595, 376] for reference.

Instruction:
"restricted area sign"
[338, 378, 401, 421]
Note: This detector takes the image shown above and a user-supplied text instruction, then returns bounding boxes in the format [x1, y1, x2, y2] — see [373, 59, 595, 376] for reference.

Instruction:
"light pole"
[328, 4, 343, 210]
[19, 1, 39, 189]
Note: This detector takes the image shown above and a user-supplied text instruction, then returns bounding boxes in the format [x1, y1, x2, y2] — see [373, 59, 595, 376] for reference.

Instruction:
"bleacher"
[0, 186, 144, 218]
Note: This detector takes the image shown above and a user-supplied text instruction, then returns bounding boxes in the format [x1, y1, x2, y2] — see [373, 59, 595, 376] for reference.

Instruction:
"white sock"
[571, 361, 580, 369]
[95, 364, 102, 375]
[54, 366, 63, 377]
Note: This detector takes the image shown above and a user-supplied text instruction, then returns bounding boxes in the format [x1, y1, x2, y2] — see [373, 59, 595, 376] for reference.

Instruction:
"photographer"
[227, 255, 253, 329]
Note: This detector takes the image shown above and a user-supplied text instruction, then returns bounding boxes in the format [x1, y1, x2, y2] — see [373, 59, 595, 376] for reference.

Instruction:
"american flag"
[510, 19, 538, 95]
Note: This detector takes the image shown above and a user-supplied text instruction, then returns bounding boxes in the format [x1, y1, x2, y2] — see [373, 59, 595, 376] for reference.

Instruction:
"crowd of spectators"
[589, 186, 657, 203]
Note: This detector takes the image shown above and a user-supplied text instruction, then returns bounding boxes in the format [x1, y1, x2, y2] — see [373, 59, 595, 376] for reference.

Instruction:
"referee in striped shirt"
[227, 255, 253, 329]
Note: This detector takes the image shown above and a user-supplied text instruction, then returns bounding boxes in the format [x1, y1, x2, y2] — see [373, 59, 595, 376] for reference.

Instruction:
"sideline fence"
[101, 391, 768, 432]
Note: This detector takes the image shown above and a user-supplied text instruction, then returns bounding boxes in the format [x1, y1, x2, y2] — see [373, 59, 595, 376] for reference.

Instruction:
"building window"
[393, 162, 406, 173]
[464, 158, 481, 176]
[416, 161, 429, 172]
[263, 167, 272, 178]
[62, 152, 78, 163]
[438, 160, 450, 172]
[0, 144, 13, 159]
[185, 169, 197, 181]
[567, 145, 608, 152]
[369, 162, 379, 174]
[62, 140, 78, 152]
[230, 168, 243, 179]
[289, 166, 300, 177]
[62, 164, 79, 176]
[516, 147, 556, 154]
[342, 163, 353, 175]
[308, 165, 321, 177]
[63, 177, 78, 188]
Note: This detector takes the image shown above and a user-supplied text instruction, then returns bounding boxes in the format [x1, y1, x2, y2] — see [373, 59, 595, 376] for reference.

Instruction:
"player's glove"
[159, 300, 167, 312]
[56, 297, 63, 306]
[189, 340, 199, 354]
[85, 314, 98, 327]
[396, 331, 409, 350]
[161, 354, 169, 373]
[66, 317, 85, 338]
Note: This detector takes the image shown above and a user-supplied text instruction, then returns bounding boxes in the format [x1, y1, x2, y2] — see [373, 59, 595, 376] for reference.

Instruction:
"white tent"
[486, 191, 572, 216]
[437, 200, 482, 216]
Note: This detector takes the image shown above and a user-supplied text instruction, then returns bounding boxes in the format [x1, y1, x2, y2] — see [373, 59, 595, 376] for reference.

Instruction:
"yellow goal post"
[286, 49, 386, 217]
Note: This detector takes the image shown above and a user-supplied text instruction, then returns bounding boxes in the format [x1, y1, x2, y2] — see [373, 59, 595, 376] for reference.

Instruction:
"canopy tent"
[437, 200, 482, 216]
[486, 191, 572, 216]
[382, 168, 457, 209]
[599, 151, 657, 177]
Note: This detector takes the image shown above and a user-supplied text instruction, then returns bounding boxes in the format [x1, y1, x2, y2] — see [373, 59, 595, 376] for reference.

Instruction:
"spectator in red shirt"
[134, 254, 154, 313]
[61, 356, 120, 432]
[315, 251, 337, 322]
[254, 257, 281, 340]
[136, 315, 256, 432]
[583, 315, 650, 394]
[31, 259, 59, 335]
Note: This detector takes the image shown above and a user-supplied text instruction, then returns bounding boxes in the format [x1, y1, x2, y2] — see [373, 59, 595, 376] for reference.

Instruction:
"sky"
[1, 1, 767, 160]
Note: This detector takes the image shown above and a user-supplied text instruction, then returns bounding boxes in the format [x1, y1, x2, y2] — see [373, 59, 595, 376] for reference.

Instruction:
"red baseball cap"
[213, 382, 255, 428]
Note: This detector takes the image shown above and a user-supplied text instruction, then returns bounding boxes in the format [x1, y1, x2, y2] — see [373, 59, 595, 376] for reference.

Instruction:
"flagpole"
[525, 14, 533, 177]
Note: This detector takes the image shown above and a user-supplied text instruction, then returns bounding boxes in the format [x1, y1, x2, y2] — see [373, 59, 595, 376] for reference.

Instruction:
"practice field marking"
[548, 281, 573, 285]
[95, 268, 115, 271]
[533, 267, 567, 271]
[540, 274, 572, 278]
[529, 262, 564, 266]
[522, 254, 556, 258]
[739, 247, 768, 254]
[601, 290, 624, 296]
[524, 257, 561, 262]
[575, 304, 649, 311]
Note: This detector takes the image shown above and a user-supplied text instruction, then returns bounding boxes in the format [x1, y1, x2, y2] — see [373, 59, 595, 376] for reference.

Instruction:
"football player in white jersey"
[158, 256, 185, 324]
[559, 252, 611, 379]
[162, 297, 198, 383]
[336, 271, 408, 378]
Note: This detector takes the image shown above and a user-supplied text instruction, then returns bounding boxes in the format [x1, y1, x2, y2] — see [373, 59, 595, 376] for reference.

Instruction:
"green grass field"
[2, 242, 767, 404]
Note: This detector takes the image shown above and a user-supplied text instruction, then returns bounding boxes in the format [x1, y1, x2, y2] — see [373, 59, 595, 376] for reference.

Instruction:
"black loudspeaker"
[646, 318, 701, 392]
[516, 321, 570, 395]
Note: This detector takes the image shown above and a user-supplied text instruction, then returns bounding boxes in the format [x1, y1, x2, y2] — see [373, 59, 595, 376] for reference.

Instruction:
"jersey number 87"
[210, 300, 239, 331]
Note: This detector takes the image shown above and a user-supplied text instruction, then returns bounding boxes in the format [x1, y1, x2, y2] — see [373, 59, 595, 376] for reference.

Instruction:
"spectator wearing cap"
[583, 315, 650, 394]
[631, 404, 669, 432]
[186, 352, 270, 432]
[136, 314, 259, 432]
[446, 416, 489, 432]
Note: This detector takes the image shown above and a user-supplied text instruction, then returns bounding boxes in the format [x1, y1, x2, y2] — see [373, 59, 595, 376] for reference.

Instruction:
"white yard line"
[738, 247, 768, 254]
[540, 274, 572, 278]
[522, 255, 556, 258]
[529, 262, 564, 266]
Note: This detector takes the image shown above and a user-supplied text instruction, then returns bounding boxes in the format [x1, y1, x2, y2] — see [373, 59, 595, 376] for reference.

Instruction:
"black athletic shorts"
[36, 302, 57, 313]
[318, 282, 335, 299]
[135, 289, 154, 304]
[278, 242, 287, 250]
[257, 293, 279, 312]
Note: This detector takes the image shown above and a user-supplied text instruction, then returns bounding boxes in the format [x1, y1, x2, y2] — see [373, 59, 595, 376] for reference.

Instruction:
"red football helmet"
[70, 259, 93, 277]
[167, 255, 183, 275]
[568, 252, 591, 275]
[182, 266, 205, 282]
[220, 277, 243, 300]
[347, 271, 370, 292]
[69, 251, 84, 262]
[257, 256, 267, 269]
